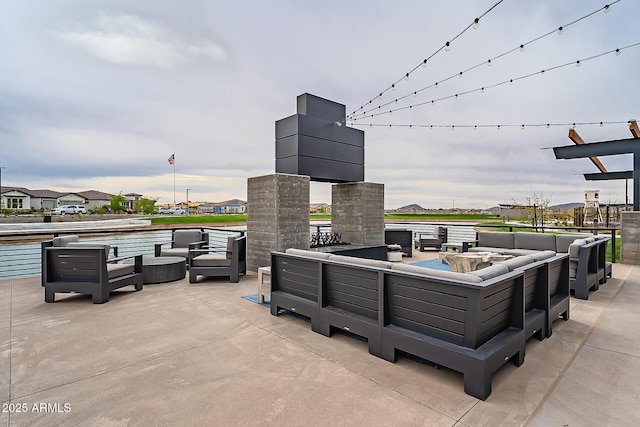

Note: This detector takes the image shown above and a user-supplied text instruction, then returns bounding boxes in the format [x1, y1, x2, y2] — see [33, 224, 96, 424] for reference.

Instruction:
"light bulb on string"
[558, 26, 564, 35]
[473, 18, 480, 29]
[546, 124, 550, 128]
[576, 60, 581, 67]
[487, 59, 492, 66]
[604, 4, 610, 13]
[391, 84, 395, 91]
[497, 125, 501, 130]
[422, 59, 427, 68]
[413, 91, 417, 97]
[404, 73, 410, 81]
[521, 124, 525, 130]
[600, 122, 604, 127]
[481, 87, 485, 93]
[459, 71, 463, 78]
[434, 82, 438, 89]
[474, 125, 478, 131]
[520, 44, 525, 52]
[510, 79, 514, 85]
[615, 48, 621, 56]
[445, 41, 451, 51]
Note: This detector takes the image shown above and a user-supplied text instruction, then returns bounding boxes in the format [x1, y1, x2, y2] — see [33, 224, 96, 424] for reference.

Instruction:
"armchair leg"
[45, 289, 55, 303]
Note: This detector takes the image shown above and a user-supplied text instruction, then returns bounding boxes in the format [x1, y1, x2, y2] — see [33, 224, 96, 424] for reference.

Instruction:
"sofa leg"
[45, 289, 55, 303]
[464, 367, 491, 400]
[189, 270, 197, 283]
[92, 292, 109, 304]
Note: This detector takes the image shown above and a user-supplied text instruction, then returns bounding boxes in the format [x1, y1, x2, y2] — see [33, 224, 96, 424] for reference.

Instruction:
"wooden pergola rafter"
[553, 120, 640, 210]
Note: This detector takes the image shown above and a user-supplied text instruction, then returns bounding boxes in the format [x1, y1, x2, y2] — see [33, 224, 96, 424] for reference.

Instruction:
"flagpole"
[173, 158, 176, 208]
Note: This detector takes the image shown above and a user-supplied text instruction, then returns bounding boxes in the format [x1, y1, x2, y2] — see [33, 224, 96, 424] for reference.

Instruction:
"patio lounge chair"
[188, 235, 246, 283]
[154, 229, 209, 264]
[41, 235, 118, 287]
[414, 226, 448, 251]
[43, 246, 143, 304]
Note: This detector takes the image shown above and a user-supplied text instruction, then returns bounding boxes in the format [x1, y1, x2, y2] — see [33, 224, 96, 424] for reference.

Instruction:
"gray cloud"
[1, 0, 638, 208]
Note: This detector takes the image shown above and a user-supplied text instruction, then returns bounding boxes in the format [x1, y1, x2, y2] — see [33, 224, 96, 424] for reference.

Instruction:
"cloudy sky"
[1, 0, 638, 209]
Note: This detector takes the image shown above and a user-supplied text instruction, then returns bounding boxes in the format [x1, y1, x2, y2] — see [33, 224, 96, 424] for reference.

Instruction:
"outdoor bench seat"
[270, 248, 527, 400]
[465, 231, 608, 300]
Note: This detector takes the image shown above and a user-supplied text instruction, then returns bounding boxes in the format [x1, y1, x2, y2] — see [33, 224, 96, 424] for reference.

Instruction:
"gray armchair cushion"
[469, 264, 509, 281]
[52, 235, 79, 247]
[390, 263, 483, 283]
[285, 248, 332, 259]
[106, 263, 135, 279]
[494, 256, 535, 271]
[160, 248, 189, 258]
[191, 253, 231, 267]
[173, 230, 204, 248]
[556, 235, 585, 253]
[327, 254, 392, 269]
[568, 239, 587, 278]
[514, 232, 556, 251]
[477, 232, 514, 249]
[529, 250, 556, 261]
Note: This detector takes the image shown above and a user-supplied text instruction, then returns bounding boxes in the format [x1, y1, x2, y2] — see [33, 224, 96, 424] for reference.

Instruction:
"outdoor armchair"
[154, 229, 209, 264]
[43, 246, 143, 304]
[188, 235, 246, 283]
[41, 235, 118, 287]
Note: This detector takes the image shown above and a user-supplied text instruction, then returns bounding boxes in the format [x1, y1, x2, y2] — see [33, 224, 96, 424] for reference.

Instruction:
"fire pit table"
[133, 256, 187, 284]
[438, 251, 513, 273]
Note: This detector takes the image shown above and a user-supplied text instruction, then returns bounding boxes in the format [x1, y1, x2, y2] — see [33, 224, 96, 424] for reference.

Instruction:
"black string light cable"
[348, 1, 622, 121]
[348, 120, 634, 130]
[346, 0, 506, 121]
[347, 42, 639, 121]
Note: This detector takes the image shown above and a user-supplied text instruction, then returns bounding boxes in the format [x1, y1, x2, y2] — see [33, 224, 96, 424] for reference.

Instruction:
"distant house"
[56, 192, 88, 208]
[0, 187, 31, 211]
[27, 189, 61, 211]
[123, 193, 143, 211]
[76, 190, 113, 211]
[200, 199, 247, 214]
[310, 203, 331, 214]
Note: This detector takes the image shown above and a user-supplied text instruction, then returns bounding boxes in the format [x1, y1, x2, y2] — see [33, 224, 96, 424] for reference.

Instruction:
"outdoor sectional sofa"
[270, 247, 570, 400]
[465, 231, 611, 300]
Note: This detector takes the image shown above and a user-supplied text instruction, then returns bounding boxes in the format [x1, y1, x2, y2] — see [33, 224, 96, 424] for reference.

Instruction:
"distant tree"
[109, 193, 127, 213]
[136, 197, 158, 214]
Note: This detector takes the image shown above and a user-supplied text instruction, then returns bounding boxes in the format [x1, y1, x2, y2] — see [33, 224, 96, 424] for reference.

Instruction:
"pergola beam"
[569, 129, 607, 172]
[630, 120, 640, 138]
[584, 171, 633, 180]
[553, 138, 640, 159]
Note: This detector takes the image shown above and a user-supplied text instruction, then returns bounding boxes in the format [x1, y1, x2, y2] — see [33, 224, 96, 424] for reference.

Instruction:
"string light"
[348, 2, 623, 121]
[557, 26, 564, 35]
[473, 18, 480, 29]
[350, 42, 639, 120]
[347, 0, 506, 119]
[347, 120, 633, 130]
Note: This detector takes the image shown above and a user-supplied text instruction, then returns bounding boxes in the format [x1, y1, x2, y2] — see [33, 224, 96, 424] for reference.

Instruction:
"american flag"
[168, 153, 175, 165]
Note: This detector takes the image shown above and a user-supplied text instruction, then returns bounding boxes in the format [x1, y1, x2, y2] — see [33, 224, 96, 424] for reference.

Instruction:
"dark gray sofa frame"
[570, 239, 600, 300]
[465, 231, 608, 300]
[44, 247, 143, 304]
[270, 251, 526, 400]
[496, 253, 570, 340]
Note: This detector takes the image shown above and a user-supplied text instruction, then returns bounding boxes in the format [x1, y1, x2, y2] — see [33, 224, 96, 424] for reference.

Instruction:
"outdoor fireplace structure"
[247, 93, 384, 271]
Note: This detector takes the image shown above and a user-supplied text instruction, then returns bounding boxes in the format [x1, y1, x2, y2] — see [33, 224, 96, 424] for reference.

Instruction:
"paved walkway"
[2, 255, 639, 426]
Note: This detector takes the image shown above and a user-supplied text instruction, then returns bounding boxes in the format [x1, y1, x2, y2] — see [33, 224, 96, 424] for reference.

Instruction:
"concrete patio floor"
[2, 251, 640, 426]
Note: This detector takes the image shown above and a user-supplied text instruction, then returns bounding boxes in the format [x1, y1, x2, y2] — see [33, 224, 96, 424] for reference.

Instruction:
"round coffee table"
[140, 256, 186, 284]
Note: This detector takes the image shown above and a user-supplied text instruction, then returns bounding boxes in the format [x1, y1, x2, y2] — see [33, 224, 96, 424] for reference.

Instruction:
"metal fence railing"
[0, 222, 619, 280]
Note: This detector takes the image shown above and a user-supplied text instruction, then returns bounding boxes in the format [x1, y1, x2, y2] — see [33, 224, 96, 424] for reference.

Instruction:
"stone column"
[621, 211, 640, 264]
[247, 173, 310, 271]
[331, 182, 384, 246]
